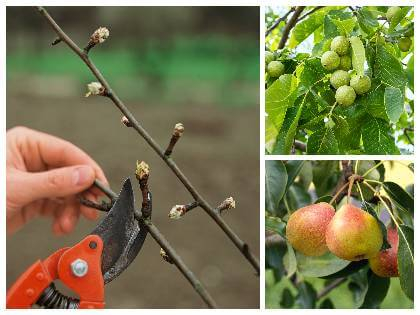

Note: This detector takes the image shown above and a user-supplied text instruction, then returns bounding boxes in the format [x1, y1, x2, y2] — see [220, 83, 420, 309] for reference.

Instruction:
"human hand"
[6, 126, 108, 235]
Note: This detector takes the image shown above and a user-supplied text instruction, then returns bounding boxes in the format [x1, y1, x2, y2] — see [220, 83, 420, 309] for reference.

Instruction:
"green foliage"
[265, 160, 414, 308]
[265, 6, 414, 154]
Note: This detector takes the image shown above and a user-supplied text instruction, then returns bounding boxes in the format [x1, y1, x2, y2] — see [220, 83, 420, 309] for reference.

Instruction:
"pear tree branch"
[35, 6, 259, 274]
[92, 179, 217, 308]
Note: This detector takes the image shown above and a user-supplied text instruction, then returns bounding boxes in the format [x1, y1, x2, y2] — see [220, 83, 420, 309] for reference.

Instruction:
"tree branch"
[332, 161, 353, 203]
[297, 6, 324, 22]
[92, 180, 217, 308]
[278, 6, 305, 49]
[36, 6, 259, 274]
[292, 139, 307, 153]
[317, 278, 346, 299]
[265, 7, 295, 37]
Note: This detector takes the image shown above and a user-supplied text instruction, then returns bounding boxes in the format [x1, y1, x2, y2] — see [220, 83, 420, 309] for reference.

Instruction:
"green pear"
[369, 227, 399, 277]
[286, 202, 335, 257]
[326, 204, 383, 261]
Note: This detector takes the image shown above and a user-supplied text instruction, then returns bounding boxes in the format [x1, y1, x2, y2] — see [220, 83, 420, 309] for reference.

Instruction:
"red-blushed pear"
[326, 204, 383, 261]
[369, 227, 399, 277]
[286, 202, 335, 257]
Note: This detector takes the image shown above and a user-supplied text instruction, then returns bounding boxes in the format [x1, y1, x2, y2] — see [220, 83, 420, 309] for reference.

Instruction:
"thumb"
[20, 165, 95, 203]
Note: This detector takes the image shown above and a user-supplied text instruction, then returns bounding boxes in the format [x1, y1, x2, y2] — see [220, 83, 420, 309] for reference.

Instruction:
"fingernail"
[73, 166, 93, 185]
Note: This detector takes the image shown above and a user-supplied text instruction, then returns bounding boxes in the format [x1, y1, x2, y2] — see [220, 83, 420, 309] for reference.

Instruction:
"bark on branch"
[278, 6, 305, 49]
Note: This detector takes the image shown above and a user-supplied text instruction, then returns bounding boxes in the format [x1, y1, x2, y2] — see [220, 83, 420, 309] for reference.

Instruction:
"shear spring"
[36, 283, 79, 309]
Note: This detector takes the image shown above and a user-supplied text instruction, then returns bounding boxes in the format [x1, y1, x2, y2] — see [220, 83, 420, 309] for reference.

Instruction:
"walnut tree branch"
[297, 6, 324, 22]
[278, 6, 305, 49]
[265, 7, 295, 37]
[36, 6, 259, 274]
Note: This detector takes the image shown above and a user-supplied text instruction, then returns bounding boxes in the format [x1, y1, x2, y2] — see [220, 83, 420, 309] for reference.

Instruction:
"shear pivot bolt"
[71, 259, 89, 277]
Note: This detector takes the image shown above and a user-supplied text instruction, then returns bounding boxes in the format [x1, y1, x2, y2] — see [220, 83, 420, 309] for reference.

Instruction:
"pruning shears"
[7, 178, 149, 309]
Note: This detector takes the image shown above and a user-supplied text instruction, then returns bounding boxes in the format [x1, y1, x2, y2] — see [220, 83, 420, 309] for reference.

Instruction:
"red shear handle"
[7, 235, 105, 309]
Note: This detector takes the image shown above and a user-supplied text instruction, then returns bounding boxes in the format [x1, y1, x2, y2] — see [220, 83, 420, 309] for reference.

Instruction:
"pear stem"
[356, 182, 365, 203]
[364, 179, 383, 185]
[329, 182, 349, 205]
[362, 161, 385, 178]
[347, 176, 356, 204]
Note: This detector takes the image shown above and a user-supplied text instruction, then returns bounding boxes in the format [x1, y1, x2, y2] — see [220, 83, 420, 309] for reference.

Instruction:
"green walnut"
[331, 36, 350, 56]
[339, 55, 352, 71]
[321, 51, 340, 71]
[404, 24, 414, 37]
[265, 51, 275, 64]
[267, 61, 285, 78]
[350, 75, 371, 95]
[398, 37, 412, 52]
[330, 70, 350, 89]
[386, 6, 401, 22]
[335, 85, 356, 106]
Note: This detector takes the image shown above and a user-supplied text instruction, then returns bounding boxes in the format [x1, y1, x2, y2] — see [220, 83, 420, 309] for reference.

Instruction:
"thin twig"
[36, 6, 259, 274]
[94, 179, 116, 201]
[297, 6, 324, 22]
[404, 128, 414, 145]
[265, 7, 295, 37]
[317, 278, 346, 299]
[79, 197, 112, 212]
[92, 180, 217, 308]
[278, 6, 305, 49]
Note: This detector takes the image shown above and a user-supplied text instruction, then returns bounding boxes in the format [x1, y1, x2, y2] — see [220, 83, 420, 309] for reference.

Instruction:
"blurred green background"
[7, 7, 260, 309]
[7, 6, 259, 107]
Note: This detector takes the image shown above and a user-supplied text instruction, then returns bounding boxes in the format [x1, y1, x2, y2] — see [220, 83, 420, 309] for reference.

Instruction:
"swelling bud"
[326, 204, 383, 261]
[286, 202, 335, 257]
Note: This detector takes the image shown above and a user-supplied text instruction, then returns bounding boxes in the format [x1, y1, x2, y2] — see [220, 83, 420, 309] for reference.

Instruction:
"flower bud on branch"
[51, 37, 62, 46]
[169, 205, 187, 219]
[84, 27, 109, 53]
[216, 197, 236, 214]
[85, 82, 107, 97]
[168, 201, 199, 219]
[135, 160, 150, 182]
[164, 123, 184, 157]
[121, 115, 132, 127]
[160, 248, 174, 264]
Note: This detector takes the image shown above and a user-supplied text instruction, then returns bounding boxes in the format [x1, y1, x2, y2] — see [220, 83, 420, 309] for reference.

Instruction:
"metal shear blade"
[90, 178, 149, 284]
